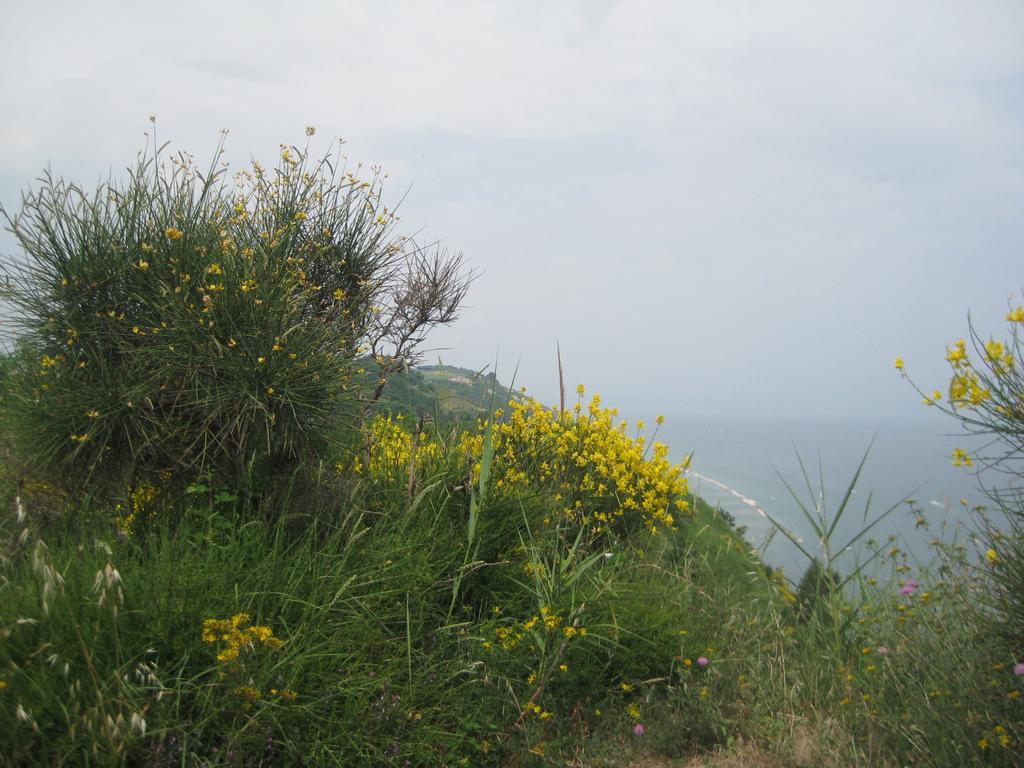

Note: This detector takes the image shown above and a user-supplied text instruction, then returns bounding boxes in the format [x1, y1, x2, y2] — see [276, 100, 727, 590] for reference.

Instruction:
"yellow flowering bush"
[201, 612, 296, 712]
[361, 414, 442, 479]
[462, 386, 691, 536]
[898, 301, 1023, 472]
[898, 295, 1024, 649]
[0, 133, 434, 497]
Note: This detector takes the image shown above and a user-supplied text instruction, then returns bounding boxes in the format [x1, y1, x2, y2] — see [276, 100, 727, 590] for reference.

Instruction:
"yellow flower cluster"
[978, 724, 1013, 750]
[943, 338, 999, 409]
[202, 613, 283, 663]
[482, 606, 588, 657]
[463, 388, 690, 535]
[361, 414, 441, 477]
[114, 480, 161, 537]
[952, 448, 973, 468]
[523, 701, 553, 720]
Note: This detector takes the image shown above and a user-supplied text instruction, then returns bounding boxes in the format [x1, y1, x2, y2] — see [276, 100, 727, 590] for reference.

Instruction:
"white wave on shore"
[688, 470, 805, 545]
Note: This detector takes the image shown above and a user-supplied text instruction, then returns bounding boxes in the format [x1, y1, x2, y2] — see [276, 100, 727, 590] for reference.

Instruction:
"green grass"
[1, 382, 1022, 767]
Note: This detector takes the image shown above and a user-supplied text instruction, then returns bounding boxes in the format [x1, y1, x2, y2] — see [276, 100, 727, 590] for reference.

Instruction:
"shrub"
[461, 386, 692, 543]
[0, 132, 462, 498]
[898, 297, 1024, 648]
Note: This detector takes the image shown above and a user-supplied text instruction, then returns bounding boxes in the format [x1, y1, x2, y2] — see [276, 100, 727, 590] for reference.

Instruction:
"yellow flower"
[952, 448, 972, 468]
[986, 548, 998, 564]
[894, 357, 905, 371]
[164, 227, 183, 241]
[985, 339, 1006, 364]
[1006, 305, 1024, 323]
[233, 685, 262, 701]
[946, 339, 970, 369]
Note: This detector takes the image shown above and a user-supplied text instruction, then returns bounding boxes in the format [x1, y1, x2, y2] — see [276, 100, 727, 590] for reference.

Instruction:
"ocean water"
[657, 415, 990, 576]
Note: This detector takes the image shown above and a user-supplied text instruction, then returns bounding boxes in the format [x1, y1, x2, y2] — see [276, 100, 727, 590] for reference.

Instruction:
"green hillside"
[373, 361, 524, 421]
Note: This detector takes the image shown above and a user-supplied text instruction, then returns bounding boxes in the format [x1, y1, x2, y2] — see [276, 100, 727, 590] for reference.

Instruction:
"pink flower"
[697, 656, 709, 667]
[899, 579, 919, 596]
[877, 646, 890, 656]
[633, 723, 646, 737]
[1014, 662, 1024, 676]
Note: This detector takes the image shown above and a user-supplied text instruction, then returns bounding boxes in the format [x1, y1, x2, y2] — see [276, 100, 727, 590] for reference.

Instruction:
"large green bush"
[0, 134, 413, 495]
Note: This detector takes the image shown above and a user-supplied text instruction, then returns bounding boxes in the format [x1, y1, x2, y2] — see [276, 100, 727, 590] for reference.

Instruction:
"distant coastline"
[687, 469, 804, 544]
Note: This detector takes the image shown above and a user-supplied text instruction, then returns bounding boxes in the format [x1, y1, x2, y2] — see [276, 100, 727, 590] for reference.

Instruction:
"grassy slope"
[1, 365, 1019, 767]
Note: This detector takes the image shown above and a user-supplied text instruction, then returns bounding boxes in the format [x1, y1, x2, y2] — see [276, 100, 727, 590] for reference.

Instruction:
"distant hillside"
[372, 361, 523, 421]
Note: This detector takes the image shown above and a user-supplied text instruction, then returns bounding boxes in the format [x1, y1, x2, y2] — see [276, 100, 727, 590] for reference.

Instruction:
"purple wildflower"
[697, 656, 710, 667]
[877, 646, 890, 656]
[633, 723, 646, 736]
[899, 579, 919, 596]
[1014, 662, 1024, 676]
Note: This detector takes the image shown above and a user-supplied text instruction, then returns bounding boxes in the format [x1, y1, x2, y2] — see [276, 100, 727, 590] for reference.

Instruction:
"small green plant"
[761, 444, 907, 645]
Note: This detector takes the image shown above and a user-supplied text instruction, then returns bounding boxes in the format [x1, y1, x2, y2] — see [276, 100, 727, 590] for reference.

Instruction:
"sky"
[1, 0, 1022, 423]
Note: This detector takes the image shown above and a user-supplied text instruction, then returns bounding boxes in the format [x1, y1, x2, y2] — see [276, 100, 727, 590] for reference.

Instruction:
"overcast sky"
[1, 0, 1021, 423]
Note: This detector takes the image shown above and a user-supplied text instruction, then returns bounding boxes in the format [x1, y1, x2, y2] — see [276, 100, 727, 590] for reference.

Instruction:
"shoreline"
[688, 470, 805, 545]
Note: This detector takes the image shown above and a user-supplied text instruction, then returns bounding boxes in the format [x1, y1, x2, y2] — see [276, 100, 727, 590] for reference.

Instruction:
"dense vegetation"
[0, 137, 1021, 766]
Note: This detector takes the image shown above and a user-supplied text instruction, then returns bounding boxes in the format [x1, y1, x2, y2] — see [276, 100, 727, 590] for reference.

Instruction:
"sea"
[657, 415, 994, 578]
